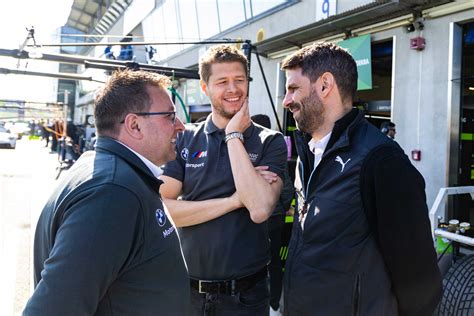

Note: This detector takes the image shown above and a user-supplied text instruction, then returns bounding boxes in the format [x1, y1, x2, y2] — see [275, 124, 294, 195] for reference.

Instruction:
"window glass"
[244, 0, 252, 19]
[140, 0, 292, 59]
[60, 26, 84, 55]
[196, 1, 220, 39]
[217, 0, 245, 31]
[162, 0, 182, 57]
[178, 0, 199, 49]
[59, 64, 78, 74]
[251, 0, 286, 17]
[142, 5, 168, 60]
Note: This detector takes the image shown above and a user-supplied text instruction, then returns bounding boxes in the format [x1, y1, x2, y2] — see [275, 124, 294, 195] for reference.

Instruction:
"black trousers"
[268, 214, 285, 310]
[190, 277, 269, 315]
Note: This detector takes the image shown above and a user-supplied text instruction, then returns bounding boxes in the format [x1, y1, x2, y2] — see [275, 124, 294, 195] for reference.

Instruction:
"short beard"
[214, 106, 235, 120]
[295, 87, 325, 135]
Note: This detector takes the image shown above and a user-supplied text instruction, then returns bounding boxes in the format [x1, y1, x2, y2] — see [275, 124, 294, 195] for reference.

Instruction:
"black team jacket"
[284, 109, 442, 316]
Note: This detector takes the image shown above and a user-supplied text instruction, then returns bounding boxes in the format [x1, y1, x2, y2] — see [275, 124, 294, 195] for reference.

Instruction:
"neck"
[311, 104, 351, 141]
[311, 124, 333, 142]
[211, 111, 230, 130]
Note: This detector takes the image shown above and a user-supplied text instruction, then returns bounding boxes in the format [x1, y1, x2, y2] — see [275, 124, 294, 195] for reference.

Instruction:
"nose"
[282, 91, 293, 109]
[227, 80, 237, 92]
[175, 117, 185, 132]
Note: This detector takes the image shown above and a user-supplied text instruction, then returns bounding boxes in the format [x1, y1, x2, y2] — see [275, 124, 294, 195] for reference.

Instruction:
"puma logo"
[335, 156, 351, 173]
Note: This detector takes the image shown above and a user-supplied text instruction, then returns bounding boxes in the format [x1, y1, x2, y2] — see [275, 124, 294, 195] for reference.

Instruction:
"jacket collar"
[324, 108, 362, 156]
[95, 136, 163, 191]
[294, 108, 362, 188]
[204, 114, 220, 134]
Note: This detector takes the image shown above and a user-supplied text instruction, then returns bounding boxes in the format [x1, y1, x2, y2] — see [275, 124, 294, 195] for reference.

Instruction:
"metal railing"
[429, 186, 474, 246]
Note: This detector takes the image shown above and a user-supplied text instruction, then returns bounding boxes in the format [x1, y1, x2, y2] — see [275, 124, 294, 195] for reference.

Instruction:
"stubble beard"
[294, 88, 325, 135]
[215, 105, 235, 120]
[212, 97, 240, 120]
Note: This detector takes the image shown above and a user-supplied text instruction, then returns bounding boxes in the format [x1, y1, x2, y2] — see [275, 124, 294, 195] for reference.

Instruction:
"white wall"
[149, 1, 474, 207]
[390, 9, 474, 206]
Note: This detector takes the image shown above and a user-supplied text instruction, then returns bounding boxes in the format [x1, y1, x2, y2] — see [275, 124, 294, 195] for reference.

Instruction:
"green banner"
[338, 34, 372, 90]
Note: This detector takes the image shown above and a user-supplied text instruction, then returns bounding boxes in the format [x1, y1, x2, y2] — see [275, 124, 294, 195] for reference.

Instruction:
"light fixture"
[469, 87, 474, 91]
[351, 13, 414, 36]
[406, 20, 424, 33]
[267, 13, 415, 59]
[423, 1, 474, 19]
[415, 21, 424, 31]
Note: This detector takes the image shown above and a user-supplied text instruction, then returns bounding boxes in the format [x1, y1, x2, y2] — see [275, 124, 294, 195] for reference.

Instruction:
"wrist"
[225, 131, 244, 143]
[228, 195, 243, 209]
[228, 196, 239, 209]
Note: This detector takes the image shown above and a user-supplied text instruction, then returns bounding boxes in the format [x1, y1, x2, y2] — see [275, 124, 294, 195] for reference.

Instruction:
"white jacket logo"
[335, 156, 351, 173]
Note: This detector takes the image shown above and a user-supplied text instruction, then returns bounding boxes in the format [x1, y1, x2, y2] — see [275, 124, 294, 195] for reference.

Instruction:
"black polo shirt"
[163, 115, 287, 280]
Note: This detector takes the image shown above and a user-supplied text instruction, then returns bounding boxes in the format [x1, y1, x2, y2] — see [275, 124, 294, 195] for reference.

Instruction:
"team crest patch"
[192, 150, 207, 158]
[181, 148, 189, 161]
[155, 209, 167, 227]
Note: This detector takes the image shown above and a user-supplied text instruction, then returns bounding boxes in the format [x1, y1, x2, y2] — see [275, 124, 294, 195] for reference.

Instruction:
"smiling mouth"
[288, 104, 300, 113]
[224, 96, 241, 103]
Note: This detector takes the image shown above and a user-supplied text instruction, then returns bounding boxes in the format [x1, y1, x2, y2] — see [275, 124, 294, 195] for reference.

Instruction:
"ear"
[318, 72, 335, 98]
[122, 113, 143, 139]
[200, 79, 209, 96]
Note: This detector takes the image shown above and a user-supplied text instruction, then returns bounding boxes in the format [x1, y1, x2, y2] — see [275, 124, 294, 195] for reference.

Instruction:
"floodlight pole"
[248, 42, 283, 133]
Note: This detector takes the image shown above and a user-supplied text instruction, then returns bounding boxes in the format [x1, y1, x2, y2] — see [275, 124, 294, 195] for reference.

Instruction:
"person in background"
[40, 120, 50, 147]
[160, 45, 287, 315]
[280, 42, 442, 316]
[380, 121, 396, 139]
[104, 45, 115, 60]
[251, 114, 294, 316]
[23, 69, 190, 316]
[50, 118, 63, 152]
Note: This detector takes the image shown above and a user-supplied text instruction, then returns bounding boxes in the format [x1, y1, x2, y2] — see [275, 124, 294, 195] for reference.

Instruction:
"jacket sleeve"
[23, 185, 143, 316]
[258, 133, 288, 181]
[277, 167, 295, 214]
[361, 145, 442, 316]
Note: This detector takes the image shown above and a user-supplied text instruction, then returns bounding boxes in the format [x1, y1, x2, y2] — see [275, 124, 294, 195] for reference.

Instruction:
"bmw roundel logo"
[155, 209, 167, 227]
[181, 148, 189, 161]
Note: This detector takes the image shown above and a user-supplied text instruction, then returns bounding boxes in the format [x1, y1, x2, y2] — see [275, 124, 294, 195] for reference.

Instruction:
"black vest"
[284, 110, 399, 316]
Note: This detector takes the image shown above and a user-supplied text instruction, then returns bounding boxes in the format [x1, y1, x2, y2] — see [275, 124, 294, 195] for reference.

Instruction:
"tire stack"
[435, 255, 474, 315]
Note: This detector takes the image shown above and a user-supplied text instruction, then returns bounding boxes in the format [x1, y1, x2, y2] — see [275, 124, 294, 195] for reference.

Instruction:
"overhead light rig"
[4, 32, 283, 131]
[0, 48, 200, 80]
[27, 39, 247, 48]
[0, 67, 100, 82]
